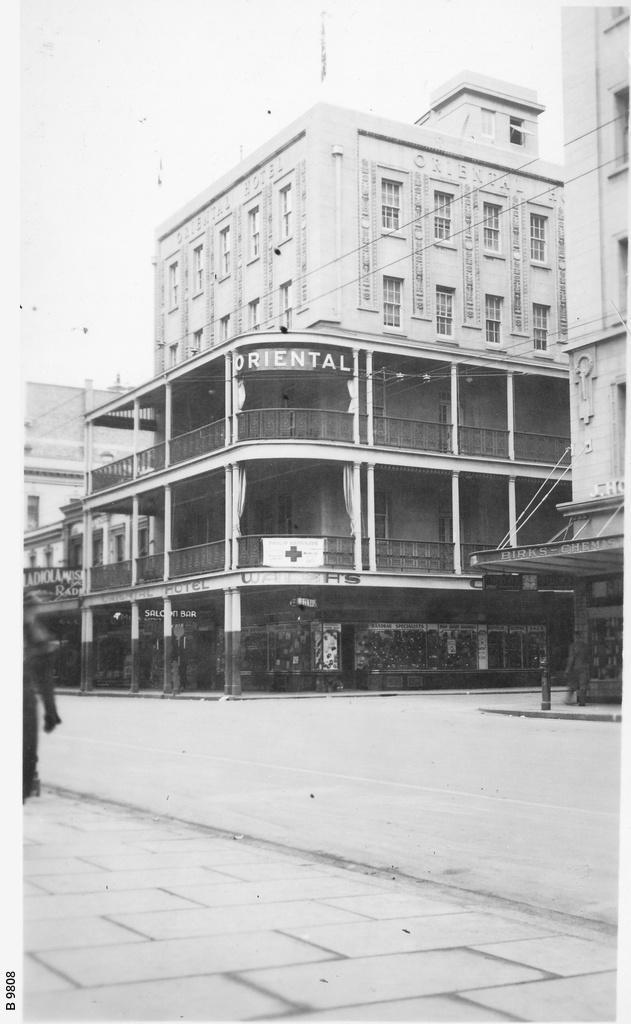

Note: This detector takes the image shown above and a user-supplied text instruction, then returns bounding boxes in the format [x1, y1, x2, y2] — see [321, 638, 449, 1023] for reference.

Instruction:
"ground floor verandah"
[72, 583, 573, 696]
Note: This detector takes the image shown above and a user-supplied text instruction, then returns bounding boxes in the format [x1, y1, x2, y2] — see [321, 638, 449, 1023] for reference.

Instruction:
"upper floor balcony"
[86, 341, 571, 497]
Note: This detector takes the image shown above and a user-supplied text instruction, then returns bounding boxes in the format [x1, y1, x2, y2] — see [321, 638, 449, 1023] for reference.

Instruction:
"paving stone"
[24, 956, 76, 995]
[280, 910, 556, 958]
[295, 993, 512, 1020]
[109, 898, 370, 940]
[25, 915, 148, 953]
[23, 880, 52, 896]
[462, 970, 617, 1022]
[30, 865, 233, 894]
[321, 892, 475, 919]
[36, 930, 335, 988]
[23, 841, 143, 860]
[162, 875, 390, 908]
[239, 948, 547, 1010]
[24, 972, 292, 1021]
[23, 886, 203, 920]
[205, 861, 336, 882]
[24, 857, 109, 877]
[473, 934, 618, 976]
[78, 846, 306, 871]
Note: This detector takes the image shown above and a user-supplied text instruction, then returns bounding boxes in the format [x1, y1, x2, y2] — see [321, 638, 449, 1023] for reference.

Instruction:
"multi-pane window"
[510, 116, 525, 145]
[481, 108, 495, 139]
[219, 225, 231, 276]
[483, 203, 501, 251]
[485, 295, 502, 344]
[530, 214, 547, 262]
[27, 495, 39, 530]
[280, 185, 292, 239]
[248, 298, 260, 329]
[436, 287, 454, 336]
[168, 261, 179, 308]
[619, 237, 628, 312]
[169, 343, 178, 366]
[193, 244, 204, 292]
[434, 191, 453, 240]
[249, 206, 260, 258]
[113, 532, 125, 563]
[383, 276, 402, 327]
[374, 491, 390, 539]
[220, 315, 230, 341]
[533, 304, 550, 351]
[280, 281, 292, 329]
[381, 180, 401, 230]
[92, 532, 103, 566]
[615, 87, 629, 165]
[192, 329, 203, 352]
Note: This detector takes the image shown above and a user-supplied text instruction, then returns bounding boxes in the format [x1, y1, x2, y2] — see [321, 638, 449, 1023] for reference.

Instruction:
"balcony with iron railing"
[136, 553, 165, 583]
[514, 431, 571, 465]
[170, 541, 226, 577]
[90, 560, 132, 591]
[374, 417, 452, 453]
[373, 539, 455, 574]
[238, 408, 353, 443]
[237, 535, 355, 569]
[170, 419, 225, 465]
[459, 425, 509, 459]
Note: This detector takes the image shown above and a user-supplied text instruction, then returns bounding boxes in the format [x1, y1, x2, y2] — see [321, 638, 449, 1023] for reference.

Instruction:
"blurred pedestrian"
[564, 632, 590, 706]
[23, 594, 62, 801]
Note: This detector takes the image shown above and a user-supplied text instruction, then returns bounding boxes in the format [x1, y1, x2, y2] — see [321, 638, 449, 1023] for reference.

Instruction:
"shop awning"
[469, 534, 624, 578]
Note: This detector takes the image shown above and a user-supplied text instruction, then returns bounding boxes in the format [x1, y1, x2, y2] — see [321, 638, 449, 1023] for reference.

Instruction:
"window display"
[312, 622, 341, 671]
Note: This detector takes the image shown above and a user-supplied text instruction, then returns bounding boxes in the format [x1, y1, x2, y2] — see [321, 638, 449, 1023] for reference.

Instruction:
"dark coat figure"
[564, 635, 590, 706]
[23, 596, 62, 801]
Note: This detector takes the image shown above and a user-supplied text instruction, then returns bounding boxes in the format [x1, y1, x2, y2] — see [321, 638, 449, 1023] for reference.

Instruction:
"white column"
[132, 399, 140, 477]
[352, 461, 362, 571]
[83, 509, 92, 593]
[352, 349, 360, 445]
[225, 353, 232, 446]
[507, 372, 515, 460]
[367, 463, 376, 571]
[450, 363, 459, 455]
[101, 514, 110, 564]
[231, 464, 240, 570]
[231, 358, 240, 444]
[130, 601, 140, 692]
[164, 381, 172, 466]
[163, 596, 173, 693]
[452, 472, 462, 574]
[81, 605, 94, 691]
[508, 476, 517, 547]
[85, 421, 94, 494]
[164, 484, 172, 580]
[224, 464, 233, 571]
[131, 494, 139, 585]
[366, 350, 374, 447]
[231, 589, 242, 697]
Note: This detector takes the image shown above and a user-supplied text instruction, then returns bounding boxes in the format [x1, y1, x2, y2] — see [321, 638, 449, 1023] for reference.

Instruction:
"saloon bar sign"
[234, 347, 352, 373]
[23, 567, 83, 600]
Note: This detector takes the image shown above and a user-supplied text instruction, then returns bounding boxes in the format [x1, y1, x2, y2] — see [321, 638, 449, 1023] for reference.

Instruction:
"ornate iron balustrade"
[514, 431, 571, 465]
[136, 553, 164, 582]
[170, 419, 225, 465]
[90, 561, 132, 590]
[459, 425, 509, 458]
[460, 542, 502, 571]
[374, 416, 452, 453]
[137, 443, 166, 475]
[169, 541, 225, 577]
[238, 408, 353, 443]
[91, 456, 134, 492]
[237, 534, 354, 569]
[375, 539, 454, 574]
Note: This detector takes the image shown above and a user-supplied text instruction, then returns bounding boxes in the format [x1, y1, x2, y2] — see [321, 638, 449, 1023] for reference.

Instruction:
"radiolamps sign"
[234, 348, 352, 373]
[23, 567, 83, 600]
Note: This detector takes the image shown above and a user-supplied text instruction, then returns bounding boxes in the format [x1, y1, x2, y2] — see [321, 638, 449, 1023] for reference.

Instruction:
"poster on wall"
[262, 537, 324, 567]
[477, 625, 488, 670]
[312, 622, 341, 671]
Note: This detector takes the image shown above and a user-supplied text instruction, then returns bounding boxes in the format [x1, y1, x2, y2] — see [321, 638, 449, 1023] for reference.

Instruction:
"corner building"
[81, 74, 574, 695]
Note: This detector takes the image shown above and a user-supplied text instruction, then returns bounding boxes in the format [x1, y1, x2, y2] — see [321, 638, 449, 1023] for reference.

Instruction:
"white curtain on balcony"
[237, 381, 246, 411]
[235, 465, 247, 537]
[347, 378, 355, 414]
[343, 463, 355, 536]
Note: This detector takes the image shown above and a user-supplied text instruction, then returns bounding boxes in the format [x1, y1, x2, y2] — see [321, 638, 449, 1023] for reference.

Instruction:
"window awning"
[469, 534, 624, 578]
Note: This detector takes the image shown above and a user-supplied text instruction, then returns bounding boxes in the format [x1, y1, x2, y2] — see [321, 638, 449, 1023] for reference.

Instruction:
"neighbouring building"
[77, 73, 575, 695]
[24, 379, 135, 686]
[472, 11, 627, 701]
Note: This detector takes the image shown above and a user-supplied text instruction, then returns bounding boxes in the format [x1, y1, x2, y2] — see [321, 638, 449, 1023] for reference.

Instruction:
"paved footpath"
[23, 788, 620, 1022]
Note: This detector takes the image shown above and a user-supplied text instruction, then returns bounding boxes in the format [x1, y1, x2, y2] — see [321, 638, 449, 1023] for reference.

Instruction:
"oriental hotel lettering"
[234, 348, 352, 372]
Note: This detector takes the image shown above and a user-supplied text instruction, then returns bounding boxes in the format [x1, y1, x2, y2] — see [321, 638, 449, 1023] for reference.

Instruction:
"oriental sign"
[234, 348, 352, 373]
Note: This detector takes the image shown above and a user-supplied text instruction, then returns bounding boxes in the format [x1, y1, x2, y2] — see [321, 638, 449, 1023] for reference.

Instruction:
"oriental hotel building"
[78, 74, 576, 696]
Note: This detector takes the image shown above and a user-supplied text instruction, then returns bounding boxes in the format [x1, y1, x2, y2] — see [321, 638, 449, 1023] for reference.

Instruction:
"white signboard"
[262, 537, 325, 568]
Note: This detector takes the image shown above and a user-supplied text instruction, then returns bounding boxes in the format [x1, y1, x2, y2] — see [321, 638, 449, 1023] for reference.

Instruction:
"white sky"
[21, 0, 571, 390]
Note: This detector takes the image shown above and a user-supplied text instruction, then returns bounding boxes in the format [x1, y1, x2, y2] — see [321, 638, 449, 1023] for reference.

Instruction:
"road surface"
[37, 692, 621, 929]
